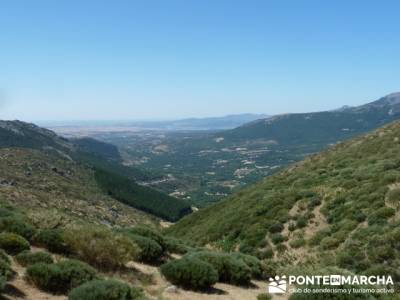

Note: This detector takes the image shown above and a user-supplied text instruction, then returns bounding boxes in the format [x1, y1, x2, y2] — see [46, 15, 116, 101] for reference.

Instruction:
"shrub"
[64, 226, 139, 270]
[271, 233, 285, 244]
[0, 232, 30, 254]
[269, 223, 284, 233]
[15, 250, 53, 266]
[257, 294, 272, 300]
[0, 217, 36, 241]
[26, 259, 97, 293]
[231, 252, 264, 279]
[296, 216, 308, 228]
[34, 229, 68, 254]
[68, 279, 145, 300]
[160, 257, 218, 290]
[187, 251, 252, 285]
[288, 222, 296, 232]
[289, 238, 306, 249]
[164, 237, 192, 255]
[0, 249, 10, 265]
[127, 234, 163, 263]
[0, 258, 14, 280]
[386, 188, 400, 205]
[123, 226, 166, 250]
[368, 207, 396, 225]
[320, 237, 341, 250]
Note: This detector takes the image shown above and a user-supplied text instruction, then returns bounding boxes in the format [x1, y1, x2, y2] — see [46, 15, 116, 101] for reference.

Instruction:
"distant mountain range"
[43, 113, 269, 134]
[221, 92, 400, 145]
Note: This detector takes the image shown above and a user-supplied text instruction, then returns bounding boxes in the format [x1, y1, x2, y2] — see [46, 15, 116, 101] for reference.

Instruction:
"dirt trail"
[3, 256, 67, 300]
[128, 261, 290, 300]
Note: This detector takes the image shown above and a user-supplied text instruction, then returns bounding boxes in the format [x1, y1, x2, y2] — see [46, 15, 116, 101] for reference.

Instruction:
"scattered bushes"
[187, 251, 252, 285]
[15, 250, 53, 266]
[0, 232, 30, 254]
[26, 259, 97, 293]
[34, 229, 69, 254]
[0, 216, 36, 241]
[63, 226, 139, 270]
[160, 257, 218, 290]
[68, 279, 145, 300]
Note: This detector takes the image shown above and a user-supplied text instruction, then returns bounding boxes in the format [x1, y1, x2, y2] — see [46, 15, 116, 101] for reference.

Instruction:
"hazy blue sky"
[1, 0, 399, 121]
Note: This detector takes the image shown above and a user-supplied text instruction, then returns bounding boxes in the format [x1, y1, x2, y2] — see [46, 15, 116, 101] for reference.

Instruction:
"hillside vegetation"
[167, 120, 400, 285]
[0, 148, 156, 227]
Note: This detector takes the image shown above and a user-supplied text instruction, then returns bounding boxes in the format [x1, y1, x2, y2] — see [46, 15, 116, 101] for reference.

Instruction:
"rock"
[165, 285, 179, 293]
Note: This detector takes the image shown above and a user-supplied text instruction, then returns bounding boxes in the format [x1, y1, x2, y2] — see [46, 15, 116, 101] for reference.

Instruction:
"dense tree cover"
[95, 168, 192, 221]
[167, 121, 400, 284]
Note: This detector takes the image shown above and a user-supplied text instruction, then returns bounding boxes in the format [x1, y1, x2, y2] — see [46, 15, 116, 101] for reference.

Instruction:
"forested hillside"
[168, 120, 400, 284]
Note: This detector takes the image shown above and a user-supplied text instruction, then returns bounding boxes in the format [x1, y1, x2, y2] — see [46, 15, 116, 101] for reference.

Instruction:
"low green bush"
[160, 257, 218, 290]
[296, 216, 308, 228]
[64, 226, 139, 270]
[164, 237, 192, 255]
[271, 233, 285, 244]
[187, 251, 252, 285]
[289, 238, 306, 249]
[231, 252, 264, 279]
[0, 216, 36, 241]
[15, 250, 53, 266]
[26, 259, 97, 293]
[0, 258, 14, 280]
[126, 234, 163, 263]
[257, 293, 272, 300]
[320, 237, 341, 250]
[34, 229, 68, 254]
[68, 279, 145, 300]
[0, 249, 10, 265]
[269, 223, 284, 233]
[123, 226, 166, 250]
[386, 188, 400, 205]
[0, 232, 30, 254]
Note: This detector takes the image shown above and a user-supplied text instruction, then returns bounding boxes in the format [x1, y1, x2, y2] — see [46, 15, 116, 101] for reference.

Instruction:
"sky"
[0, 0, 400, 121]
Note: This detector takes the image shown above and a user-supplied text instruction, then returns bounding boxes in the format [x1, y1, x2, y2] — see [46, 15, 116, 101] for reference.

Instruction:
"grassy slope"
[167, 121, 400, 279]
[0, 148, 157, 228]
